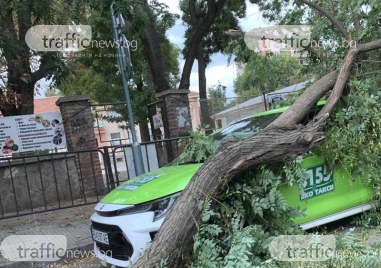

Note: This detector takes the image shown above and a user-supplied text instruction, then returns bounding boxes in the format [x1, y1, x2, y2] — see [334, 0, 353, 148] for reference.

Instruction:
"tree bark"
[134, 116, 327, 268]
[272, 70, 338, 127]
[197, 46, 213, 130]
[134, 38, 381, 266]
[2, 45, 36, 116]
[139, 0, 170, 93]
[178, 0, 227, 90]
[0, 4, 45, 116]
[197, 47, 207, 101]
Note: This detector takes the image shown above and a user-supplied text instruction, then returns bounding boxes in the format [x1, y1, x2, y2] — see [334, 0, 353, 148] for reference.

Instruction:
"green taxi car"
[91, 102, 373, 267]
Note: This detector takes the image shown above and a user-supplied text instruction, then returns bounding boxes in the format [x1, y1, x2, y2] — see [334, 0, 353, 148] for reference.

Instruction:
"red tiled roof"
[34, 96, 60, 114]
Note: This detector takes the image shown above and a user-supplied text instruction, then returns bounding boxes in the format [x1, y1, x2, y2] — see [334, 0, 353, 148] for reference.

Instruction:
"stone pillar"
[155, 90, 192, 161]
[56, 96, 105, 197]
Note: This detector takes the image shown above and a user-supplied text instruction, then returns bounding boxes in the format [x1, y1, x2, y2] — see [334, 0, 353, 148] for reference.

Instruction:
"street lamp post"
[110, 2, 145, 176]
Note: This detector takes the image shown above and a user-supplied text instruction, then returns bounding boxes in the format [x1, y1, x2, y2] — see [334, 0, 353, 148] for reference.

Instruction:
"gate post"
[103, 146, 116, 190]
[155, 90, 192, 161]
[56, 96, 106, 197]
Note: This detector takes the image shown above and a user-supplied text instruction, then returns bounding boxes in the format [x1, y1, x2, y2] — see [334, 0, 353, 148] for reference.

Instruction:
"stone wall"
[0, 155, 80, 215]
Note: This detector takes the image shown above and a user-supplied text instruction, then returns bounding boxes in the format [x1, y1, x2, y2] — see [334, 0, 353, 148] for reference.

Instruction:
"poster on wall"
[176, 107, 191, 128]
[0, 112, 66, 157]
[152, 113, 163, 129]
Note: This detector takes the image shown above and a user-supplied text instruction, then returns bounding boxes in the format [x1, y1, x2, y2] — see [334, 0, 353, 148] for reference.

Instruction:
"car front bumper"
[90, 203, 164, 267]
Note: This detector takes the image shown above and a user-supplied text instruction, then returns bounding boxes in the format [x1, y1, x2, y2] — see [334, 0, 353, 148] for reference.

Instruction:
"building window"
[299, 59, 309, 66]
[215, 119, 223, 129]
[110, 132, 121, 146]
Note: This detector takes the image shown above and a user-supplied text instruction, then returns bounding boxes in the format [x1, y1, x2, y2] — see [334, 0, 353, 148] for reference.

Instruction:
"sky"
[160, 0, 270, 98]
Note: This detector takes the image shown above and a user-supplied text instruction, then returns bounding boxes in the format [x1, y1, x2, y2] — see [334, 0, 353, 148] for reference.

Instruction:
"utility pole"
[110, 2, 145, 176]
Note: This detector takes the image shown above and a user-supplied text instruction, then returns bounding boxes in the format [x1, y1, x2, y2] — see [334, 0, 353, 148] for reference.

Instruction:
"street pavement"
[0, 204, 104, 268]
[2, 203, 381, 268]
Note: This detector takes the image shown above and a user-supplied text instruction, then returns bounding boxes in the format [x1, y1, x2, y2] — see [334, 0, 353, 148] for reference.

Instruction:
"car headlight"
[117, 193, 180, 221]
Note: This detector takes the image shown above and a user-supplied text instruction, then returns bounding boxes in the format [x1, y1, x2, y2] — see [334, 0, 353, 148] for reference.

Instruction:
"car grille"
[92, 221, 133, 261]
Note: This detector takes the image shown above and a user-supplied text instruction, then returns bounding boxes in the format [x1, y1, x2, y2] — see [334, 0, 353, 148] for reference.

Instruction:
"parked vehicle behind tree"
[90, 101, 373, 267]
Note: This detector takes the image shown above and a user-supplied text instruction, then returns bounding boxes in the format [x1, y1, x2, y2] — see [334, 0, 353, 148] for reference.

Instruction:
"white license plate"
[91, 228, 109, 245]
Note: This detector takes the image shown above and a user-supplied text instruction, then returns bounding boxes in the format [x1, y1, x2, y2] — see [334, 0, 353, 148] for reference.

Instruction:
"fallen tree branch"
[317, 50, 357, 117]
[272, 70, 338, 128]
[134, 0, 381, 258]
[299, 0, 349, 40]
[318, 38, 381, 117]
[134, 36, 381, 268]
[134, 116, 327, 267]
[358, 39, 381, 52]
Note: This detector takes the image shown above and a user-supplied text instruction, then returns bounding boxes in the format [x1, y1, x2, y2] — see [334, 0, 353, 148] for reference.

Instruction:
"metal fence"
[189, 92, 298, 132]
[103, 137, 187, 188]
[0, 149, 104, 219]
[0, 93, 291, 220]
[0, 137, 187, 220]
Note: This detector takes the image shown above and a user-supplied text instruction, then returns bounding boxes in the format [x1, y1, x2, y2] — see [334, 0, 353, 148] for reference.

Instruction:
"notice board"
[0, 112, 66, 156]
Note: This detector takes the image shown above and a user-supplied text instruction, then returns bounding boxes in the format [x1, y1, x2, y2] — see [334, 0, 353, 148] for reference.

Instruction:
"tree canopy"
[54, 0, 181, 141]
[134, 0, 381, 266]
[234, 53, 303, 97]
[0, 0, 84, 115]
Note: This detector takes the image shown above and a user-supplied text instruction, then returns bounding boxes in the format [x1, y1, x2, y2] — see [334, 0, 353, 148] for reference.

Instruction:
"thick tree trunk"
[197, 47, 207, 100]
[139, 0, 170, 93]
[178, 0, 227, 90]
[1, 57, 35, 116]
[197, 46, 213, 130]
[134, 117, 327, 267]
[134, 39, 381, 266]
[134, 71, 339, 267]
[1, 4, 44, 116]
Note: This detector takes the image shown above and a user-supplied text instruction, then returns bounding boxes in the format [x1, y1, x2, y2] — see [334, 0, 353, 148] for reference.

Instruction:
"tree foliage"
[178, 0, 245, 90]
[57, 0, 180, 135]
[319, 77, 381, 187]
[247, 0, 381, 185]
[191, 167, 303, 268]
[0, 0, 83, 115]
[177, 130, 219, 163]
[207, 83, 228, 114]
[134, 0, 381, 266]
[234, 53, 303, 97]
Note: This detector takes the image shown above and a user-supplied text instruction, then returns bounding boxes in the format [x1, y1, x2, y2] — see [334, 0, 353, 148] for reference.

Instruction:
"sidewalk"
[0, 204, 103, 268]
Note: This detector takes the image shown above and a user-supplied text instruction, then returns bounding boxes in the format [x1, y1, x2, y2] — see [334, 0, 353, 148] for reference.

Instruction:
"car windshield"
[173, 112, 281, 165]
[212, 113, 280, 143]
[173, 104, 324, 165]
